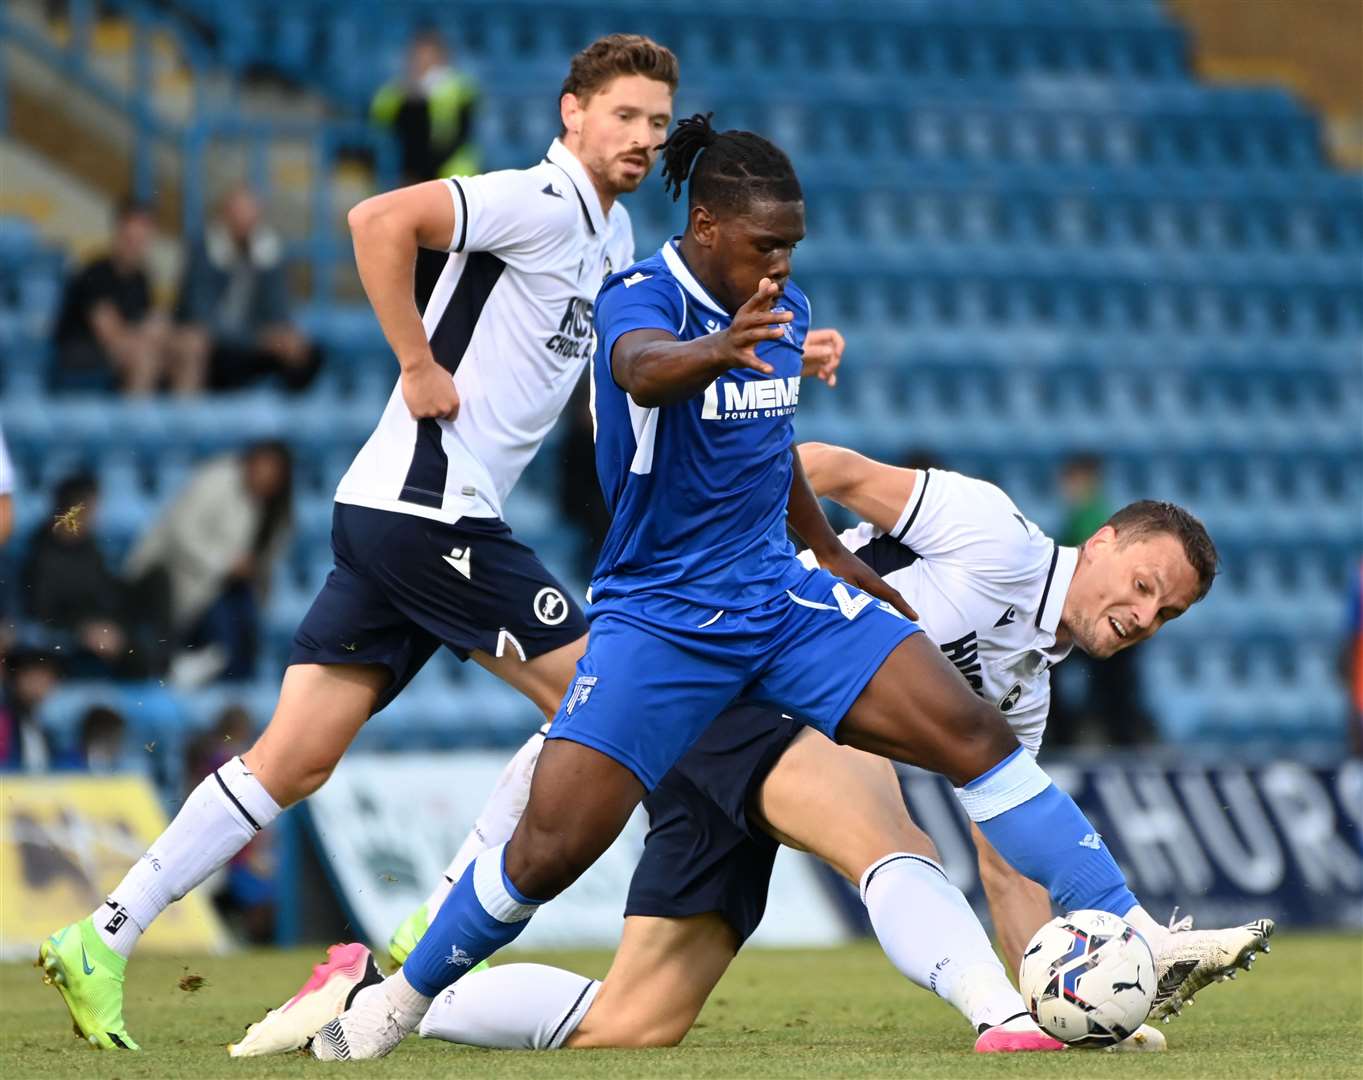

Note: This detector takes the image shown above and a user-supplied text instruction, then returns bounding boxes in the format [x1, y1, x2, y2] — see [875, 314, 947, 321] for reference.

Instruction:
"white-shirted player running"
[235, 443, 1271, 1057]
[36, 34, 691, 1051]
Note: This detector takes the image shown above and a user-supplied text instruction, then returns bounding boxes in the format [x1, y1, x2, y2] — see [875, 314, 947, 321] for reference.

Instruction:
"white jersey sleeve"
[444, 171, 576, 265]
[890, 469, 1051, 587]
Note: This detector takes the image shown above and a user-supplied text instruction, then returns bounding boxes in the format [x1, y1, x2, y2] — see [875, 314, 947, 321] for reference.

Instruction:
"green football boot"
[387, 903, 430, 967]
[38, 918, 140, 1050]
[387, 903, 489, 974]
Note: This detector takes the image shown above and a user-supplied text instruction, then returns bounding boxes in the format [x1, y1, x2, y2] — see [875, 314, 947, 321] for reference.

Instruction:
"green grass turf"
[3, 934, 1360, 1078]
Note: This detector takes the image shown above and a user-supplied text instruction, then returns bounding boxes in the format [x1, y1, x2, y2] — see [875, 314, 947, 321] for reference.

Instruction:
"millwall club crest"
[533, 587, 569, 626]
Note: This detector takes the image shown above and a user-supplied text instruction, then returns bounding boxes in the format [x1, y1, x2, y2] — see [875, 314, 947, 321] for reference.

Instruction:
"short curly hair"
[560, 34, 679, 106]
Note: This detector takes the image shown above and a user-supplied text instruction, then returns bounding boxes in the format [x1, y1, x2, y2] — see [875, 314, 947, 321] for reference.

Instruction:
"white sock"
[1123, 906, 1172, 950]
[92, 756, 280, 958]
[861, 853, 1027, 1031]
[380, 967, 435, 1030]
[419, 963, 600, 1050]
[421, 725, 548, 914]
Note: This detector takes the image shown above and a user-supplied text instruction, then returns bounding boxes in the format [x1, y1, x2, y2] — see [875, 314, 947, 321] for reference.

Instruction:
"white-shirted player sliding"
[37, 35, 689, 1052]
[236, 443, 1271, 1057]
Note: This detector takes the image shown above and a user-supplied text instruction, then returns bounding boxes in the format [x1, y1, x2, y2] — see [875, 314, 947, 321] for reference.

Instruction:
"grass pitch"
[3, 934, 1360, 1078]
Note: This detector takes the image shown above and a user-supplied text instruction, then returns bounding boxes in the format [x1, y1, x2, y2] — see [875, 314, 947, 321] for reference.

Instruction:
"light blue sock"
[957, 748, 1138, 916]
[403, 844, 541, 998]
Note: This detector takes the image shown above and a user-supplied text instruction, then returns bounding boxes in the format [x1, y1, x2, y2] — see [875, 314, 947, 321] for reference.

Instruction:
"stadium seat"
[4, 0, 1359, 765]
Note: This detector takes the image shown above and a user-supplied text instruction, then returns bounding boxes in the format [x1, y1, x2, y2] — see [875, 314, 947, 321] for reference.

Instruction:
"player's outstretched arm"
[611, 278, 791, 407]
[797, 442, 918, 536]
[787, 448, 917, 620]
[347, 181, 460, 420]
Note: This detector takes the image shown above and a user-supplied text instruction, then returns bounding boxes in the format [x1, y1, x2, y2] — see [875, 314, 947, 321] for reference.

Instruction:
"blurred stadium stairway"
[1167, 0, 1363, 168]
[0, 137, 111, 261]
[1, 0, 385, 299]
[1, 0, 1359, 789]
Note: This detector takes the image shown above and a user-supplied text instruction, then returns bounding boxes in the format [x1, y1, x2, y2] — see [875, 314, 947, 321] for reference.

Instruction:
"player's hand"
[818, 547, 919, 621]
[716, 278, 792, 375]
[401, 357, 460, 420]
[801, 327, 844, 386]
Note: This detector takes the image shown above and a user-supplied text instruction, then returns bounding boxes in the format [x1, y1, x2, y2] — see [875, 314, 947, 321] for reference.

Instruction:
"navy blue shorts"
[624, 702, 800, 946]
[290, 504, 587, 710]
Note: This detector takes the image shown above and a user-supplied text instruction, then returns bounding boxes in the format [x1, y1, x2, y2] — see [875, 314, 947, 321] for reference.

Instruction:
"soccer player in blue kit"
[314, 115, 1262, 1059]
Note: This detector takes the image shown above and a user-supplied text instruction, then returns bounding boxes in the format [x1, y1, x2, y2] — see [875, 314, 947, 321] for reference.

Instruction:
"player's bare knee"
[947, 700, 1020, 786]
[504, 826, 589, 901]
[571, 1012, 685, 1050]
[586, 1007, 689, 1048]
[628, 1019, 688, 1048]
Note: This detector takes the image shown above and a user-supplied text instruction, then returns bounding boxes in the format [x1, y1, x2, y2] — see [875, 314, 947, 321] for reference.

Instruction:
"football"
[1018, 910, 1157, 1048]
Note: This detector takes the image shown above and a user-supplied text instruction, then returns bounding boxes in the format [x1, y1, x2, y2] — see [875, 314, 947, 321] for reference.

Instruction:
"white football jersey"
[804, 469, 1078, 754]
[336, 139, 635, 523]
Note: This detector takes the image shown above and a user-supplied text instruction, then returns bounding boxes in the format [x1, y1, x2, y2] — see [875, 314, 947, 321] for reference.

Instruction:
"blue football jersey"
[589, 238, 811, 610]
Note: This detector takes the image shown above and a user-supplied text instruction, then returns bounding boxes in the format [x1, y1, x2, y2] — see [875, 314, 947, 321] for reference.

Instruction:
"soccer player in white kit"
[407, 445, 1270, 1054]
[37, 34, 682, 1051]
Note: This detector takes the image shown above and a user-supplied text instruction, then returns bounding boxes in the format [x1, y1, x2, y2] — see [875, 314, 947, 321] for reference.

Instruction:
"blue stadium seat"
[5, 0, 1359, 756]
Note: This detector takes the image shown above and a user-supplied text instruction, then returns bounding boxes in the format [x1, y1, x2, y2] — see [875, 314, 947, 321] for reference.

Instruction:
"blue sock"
[956, 748, 1138, 916]
[403, 844, 542, 998]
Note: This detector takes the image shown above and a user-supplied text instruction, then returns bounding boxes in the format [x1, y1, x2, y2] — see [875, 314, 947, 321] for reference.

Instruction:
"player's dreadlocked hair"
[659, 113, 803, 214]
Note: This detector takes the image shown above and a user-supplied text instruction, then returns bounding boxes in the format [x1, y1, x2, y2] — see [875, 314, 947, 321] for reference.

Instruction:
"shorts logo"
[564, 675, 597, 715]
[533, 587, 569, 626]
[832, 582, 873, 621]
[442, 546, 472, 579]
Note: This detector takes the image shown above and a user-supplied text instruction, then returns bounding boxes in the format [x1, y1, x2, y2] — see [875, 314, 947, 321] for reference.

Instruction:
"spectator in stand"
[0, 647, 60, 771]
[20, 473, 171, 679]
[1047, 454, 1155, 747]
[53, 704, 140, 775]
[371, 27, 481, 183]
[1345, 560, 1363, 757]
[172, 186, 322, 393]
[0, 423, 13, 548]
[50, 200, 198, 395]
[185, 704, 276, 942]
[1057, 453, 1111, 547]
[126, 442, 293, 683]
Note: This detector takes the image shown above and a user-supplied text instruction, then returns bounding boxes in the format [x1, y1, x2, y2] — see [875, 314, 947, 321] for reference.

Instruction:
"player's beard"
[1070, 610, 1120, 659]
[609, 151, 650, 194]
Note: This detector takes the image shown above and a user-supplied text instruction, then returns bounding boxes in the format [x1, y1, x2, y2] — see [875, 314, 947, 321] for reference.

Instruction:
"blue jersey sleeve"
[596, 272, 686, 386]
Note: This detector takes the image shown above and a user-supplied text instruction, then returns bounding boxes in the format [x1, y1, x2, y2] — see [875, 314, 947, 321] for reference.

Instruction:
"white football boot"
[310, 970, 427, 1061]
[1107, 1024, 1168, 1052]
[229, 943, 382, 1057]
[1150, 915, 1275, 1021]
